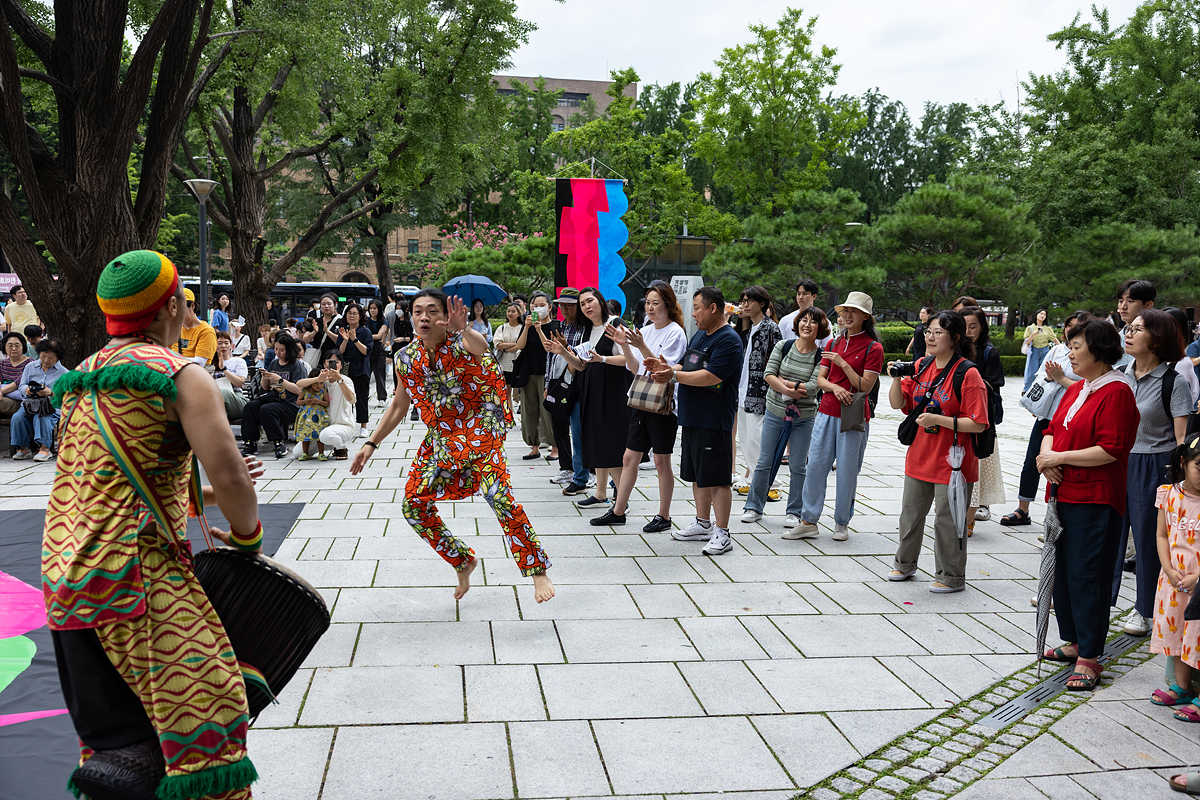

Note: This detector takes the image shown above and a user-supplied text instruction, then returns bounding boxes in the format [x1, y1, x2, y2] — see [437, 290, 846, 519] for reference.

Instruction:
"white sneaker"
[357, 427, 368, 438]
[639, 460, 655, 471]
[832, 525, 850, 541]
[783, 520, 819, 540]
[783, 514, 799, 529]
[702, 527, 733, 555]
[585, 475, 597, 489]
[741, 509, 762, 524]
[672, 519, 713, 541]
[1122, 612, 1151, 636]
[975, 506, 991, 521]
[549, 470, 572, 485]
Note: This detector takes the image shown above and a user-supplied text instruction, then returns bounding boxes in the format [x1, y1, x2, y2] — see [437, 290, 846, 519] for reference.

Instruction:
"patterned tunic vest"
[42, 341, 195, 630]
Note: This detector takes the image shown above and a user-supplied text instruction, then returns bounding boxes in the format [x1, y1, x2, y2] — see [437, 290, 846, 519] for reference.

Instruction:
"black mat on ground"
[0, 504, 301, 800]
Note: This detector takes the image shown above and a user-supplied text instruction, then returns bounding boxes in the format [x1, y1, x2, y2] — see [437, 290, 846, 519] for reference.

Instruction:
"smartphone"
[531, 306, 550, 324]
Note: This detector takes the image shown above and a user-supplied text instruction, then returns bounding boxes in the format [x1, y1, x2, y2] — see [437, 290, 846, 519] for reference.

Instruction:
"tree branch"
[17, 67, 69, 94]
[260, 130, 340, 181]
[184, 39, 232, 114]
[0, 0, 51, 67]
[252, 60, 295, 132]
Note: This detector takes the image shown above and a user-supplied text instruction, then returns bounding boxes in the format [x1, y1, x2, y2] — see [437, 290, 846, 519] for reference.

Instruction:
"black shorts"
[679, 426, 733, 488]
[626, 410, 679, 455]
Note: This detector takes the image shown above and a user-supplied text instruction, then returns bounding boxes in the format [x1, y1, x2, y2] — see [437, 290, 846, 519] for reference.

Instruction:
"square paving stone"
[594, 716, 792, 794]
[331, 587, 457, 622]
[748, 657, 926, 712]
[1026, 775, 1107, 800]
[491, 620, 565, 664]
[713, 555, 827, 583]
[466, 664, 546, 721]
[683, 582, 816, 616]
[678, 616, 768, 660]
[886, 613, 992, 655]
[752, 714, 860, 787]
[827, 708, 942, 756]
[627, 584, 701, 617]
[456, 585, 522, 620]
[252, 668, 311, 728]
[518, 584, 641, 620]
[323, 723, 511, 800]
[353, 621, 494, 666]
[1093, 700, 1200, 763]
[274, 558, 377, 588]
[814, 581, 905, 613]
[1049, 703, 1178, 769]
[556, 618, 699, 662]
[539, 662, 703, 719]
[300, 622, 359, 668]
[678, 661, 782, 715]
[373, 558, 477, 587]
[635, 555, 704, 583]
[989, 732, 1101, 778]
[771, 613, 927, 657]
[299, 665, 463, 725]
[1068, 769, 1173, 798]
[597, 534, 656, 556]
[247, 727, 334, 800]
[511, 720, 610, 797]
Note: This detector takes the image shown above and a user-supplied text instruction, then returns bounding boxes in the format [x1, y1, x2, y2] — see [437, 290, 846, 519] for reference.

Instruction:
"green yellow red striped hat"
[96, 250, 180, 335]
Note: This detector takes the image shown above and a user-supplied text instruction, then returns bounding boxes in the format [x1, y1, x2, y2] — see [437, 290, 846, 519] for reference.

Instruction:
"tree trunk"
[371, 239, 393, 298]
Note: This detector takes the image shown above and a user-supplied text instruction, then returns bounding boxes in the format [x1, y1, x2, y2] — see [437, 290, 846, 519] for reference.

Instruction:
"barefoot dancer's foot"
[454, 559, 478, 600]
[532, 573, 555, 604]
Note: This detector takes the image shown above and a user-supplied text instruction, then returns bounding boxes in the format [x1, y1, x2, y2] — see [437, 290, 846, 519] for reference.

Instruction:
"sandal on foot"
[1152, 683, 1197, 707]
[999, 509, 1031, 526]
[1042, 645, 1077, 663]
[1065, 659, 1101, 691]
[1173, 704, 1200, 723]
[1171, 772, 1200, 794]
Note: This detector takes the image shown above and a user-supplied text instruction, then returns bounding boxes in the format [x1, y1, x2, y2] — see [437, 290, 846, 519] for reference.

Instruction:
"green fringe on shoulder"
[155, 756, 257, 800]
[52, 363, 178, 408]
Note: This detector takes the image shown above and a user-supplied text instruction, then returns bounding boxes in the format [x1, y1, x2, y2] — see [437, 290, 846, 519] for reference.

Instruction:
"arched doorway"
[341, 271, 370, 283]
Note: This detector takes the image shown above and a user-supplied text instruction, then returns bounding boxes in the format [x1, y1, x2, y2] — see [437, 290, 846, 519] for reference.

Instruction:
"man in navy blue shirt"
[648, 286, 743, 555]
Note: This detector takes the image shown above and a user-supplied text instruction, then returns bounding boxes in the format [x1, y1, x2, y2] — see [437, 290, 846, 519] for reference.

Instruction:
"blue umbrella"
[442, 274, 507, 307]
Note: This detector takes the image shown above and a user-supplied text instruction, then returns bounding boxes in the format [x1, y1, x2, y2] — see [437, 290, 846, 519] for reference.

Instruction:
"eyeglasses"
[1126, 324, 1147, 335]
[924, 329, 949, 337]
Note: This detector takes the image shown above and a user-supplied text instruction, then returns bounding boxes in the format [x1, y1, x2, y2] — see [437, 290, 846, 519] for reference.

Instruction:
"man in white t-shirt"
[212, 331, 249, 420]
[4, 284, 38, 333]
[779, 278, 831, 348]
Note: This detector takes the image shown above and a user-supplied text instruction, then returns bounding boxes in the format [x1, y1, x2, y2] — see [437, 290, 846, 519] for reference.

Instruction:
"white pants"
[292, 424, 357, 457]
[736, 408, 766, 481]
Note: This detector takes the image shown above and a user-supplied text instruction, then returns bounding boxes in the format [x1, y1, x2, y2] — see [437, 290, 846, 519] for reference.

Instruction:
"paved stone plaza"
[4, 378, 1194, 798]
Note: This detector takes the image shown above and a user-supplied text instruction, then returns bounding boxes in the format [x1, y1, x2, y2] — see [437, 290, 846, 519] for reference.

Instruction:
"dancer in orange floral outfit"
[351, 289, 554, 603]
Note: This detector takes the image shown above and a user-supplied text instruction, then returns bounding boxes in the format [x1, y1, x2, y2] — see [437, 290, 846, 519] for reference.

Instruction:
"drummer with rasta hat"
[42, 250, 264, 799]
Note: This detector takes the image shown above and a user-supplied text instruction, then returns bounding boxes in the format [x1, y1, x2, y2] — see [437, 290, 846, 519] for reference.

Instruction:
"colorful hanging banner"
[554, 178, 629, 312]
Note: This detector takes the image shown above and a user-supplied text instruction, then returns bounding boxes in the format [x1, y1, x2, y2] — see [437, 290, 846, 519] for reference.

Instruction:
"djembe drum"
[193, 547, 330, 717]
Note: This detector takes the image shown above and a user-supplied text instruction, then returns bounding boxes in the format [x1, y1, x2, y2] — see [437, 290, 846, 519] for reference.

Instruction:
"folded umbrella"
[946, 425, 968, 549]
[1035, 485, 1063, 677]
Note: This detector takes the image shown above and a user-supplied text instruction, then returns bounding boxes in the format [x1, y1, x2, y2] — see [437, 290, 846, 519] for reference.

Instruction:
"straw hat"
[835, 291, 874, 317]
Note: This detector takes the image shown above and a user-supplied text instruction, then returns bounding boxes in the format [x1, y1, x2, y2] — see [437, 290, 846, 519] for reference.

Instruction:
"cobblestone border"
[794, 623, 1155, 800]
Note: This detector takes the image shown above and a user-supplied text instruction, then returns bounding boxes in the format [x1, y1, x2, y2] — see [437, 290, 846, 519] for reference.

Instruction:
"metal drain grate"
[975, 633, 1145, 729]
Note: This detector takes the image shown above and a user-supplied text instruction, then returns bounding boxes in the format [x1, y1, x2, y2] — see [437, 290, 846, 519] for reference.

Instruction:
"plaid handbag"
[627, 373, 674, 415]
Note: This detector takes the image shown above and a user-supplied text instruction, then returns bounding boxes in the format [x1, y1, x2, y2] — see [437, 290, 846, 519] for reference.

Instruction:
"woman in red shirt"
[887, 311, 990, 593]
[1036, 318, 1138, 690]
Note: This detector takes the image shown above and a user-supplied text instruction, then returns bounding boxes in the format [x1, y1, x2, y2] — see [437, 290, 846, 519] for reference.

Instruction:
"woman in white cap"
[793, 291, 884, 541]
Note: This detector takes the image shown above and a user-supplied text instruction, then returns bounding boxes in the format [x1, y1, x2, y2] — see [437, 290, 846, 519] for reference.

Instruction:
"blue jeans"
[746, 412, 813, 516]
[1112, 450, 1172, 617]
[11, 406, 58, 450]
[799, 411, 869, 526]
[569, 404, 588, 485]
[1023, 345, 1050, 393]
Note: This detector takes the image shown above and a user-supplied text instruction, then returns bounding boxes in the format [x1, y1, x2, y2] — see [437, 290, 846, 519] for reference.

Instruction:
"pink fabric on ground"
[0, 571, 44, 639]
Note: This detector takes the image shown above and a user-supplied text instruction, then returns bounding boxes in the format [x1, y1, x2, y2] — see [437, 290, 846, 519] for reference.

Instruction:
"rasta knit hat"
[97, 250, 180, 335]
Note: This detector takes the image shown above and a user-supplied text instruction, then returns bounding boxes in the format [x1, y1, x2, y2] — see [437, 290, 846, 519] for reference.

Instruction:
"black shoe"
[576, 495, 610, 508]
[410, 409, 419, 421]
[71, 739, 164, 800]
[273, 441, 287, 459]
[1123, 558, 1136, 573]
[591, 509, 626, 526]
[241, 442, 258, 456]
[561, 481, 588, 496]
[642, 515, 672, 533]
[522, 452, 541, 460]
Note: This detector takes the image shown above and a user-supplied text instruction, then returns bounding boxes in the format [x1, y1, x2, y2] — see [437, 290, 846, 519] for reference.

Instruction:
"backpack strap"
[1162, 362, 1177, 421]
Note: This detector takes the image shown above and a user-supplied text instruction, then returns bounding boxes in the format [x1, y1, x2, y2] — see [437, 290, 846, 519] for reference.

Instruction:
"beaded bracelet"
[230, 520, 263, 551]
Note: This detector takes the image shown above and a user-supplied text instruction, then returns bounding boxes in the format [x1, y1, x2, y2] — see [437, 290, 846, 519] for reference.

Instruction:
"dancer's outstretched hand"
[349, 446, 372, 475]
[437, 295, 469, 334]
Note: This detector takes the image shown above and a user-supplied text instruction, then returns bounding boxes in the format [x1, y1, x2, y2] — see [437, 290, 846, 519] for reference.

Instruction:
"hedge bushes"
[874, 322, 1025, 357]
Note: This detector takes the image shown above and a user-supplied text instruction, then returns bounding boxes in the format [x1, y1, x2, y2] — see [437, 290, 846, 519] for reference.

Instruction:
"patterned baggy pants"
[402, 443, 551, 576]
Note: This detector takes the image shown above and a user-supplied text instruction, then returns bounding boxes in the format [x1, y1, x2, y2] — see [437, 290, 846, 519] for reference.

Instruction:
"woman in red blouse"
[887, 311, 990, 593]
[1036, 318, 1139, 690]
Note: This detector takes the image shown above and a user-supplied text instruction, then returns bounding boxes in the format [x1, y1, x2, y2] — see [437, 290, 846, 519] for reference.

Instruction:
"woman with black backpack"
[961, 306, 1006, 535]
[886, 310, 990, 593]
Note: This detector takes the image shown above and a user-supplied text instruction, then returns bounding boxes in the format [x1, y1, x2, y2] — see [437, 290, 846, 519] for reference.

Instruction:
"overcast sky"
[509, 0, 1144, 114]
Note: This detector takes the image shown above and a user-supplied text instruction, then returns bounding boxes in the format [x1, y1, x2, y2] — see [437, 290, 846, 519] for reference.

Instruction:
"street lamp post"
[184, 178, 218, 323]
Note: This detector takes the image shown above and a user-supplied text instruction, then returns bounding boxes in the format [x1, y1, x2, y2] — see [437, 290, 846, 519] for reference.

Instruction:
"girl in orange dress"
[1150, 435, 1200, 719]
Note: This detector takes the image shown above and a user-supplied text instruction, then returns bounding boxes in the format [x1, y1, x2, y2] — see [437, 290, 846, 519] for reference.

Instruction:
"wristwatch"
[364, 441, 379, 449]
